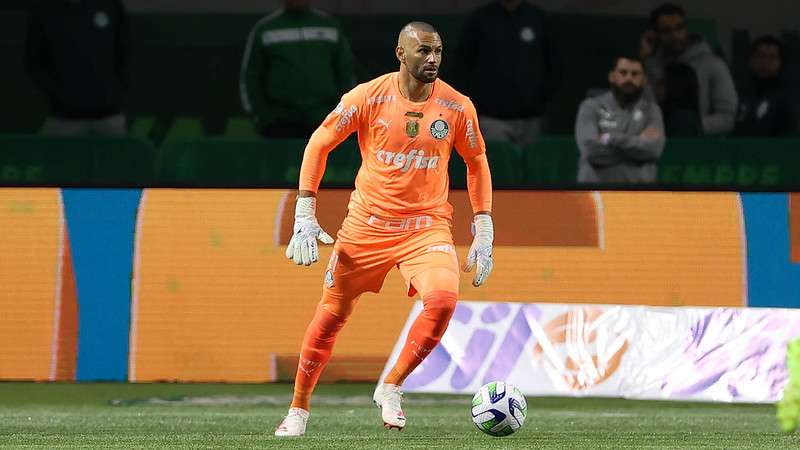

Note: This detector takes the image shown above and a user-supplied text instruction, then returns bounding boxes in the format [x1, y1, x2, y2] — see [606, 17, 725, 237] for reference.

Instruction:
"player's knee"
[312, 306, 348, 338]
[421, 290, 458, 321]
[319, 291, 358, 321]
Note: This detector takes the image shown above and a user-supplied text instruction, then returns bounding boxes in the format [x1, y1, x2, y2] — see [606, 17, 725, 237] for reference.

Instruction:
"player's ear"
[396, 46, 406, 65]
[608, 70, 614, 84]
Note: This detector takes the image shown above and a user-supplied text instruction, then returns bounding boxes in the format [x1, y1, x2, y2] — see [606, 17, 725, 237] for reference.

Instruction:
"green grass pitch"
[0, 382, 797, 449]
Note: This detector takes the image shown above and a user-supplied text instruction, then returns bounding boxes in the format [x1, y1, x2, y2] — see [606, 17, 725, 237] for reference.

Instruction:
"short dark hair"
[649, 3, 686, 30]
[750, 35, 784, 59]
[612, 55, 644, 70]
[401, 21, 439, 35]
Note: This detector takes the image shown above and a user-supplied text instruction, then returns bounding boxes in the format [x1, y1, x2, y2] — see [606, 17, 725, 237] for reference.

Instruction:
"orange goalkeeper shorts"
[322, 210, 459, 299]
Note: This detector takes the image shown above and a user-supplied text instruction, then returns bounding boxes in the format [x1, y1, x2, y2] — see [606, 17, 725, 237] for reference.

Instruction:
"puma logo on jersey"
[376, 118, 392, 130]
[375, 149, 440, 173]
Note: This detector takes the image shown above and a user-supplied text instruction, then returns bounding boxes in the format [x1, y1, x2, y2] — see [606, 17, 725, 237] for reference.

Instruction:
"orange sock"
[384, 290, 457, 386]
[290, 304, 349, 411]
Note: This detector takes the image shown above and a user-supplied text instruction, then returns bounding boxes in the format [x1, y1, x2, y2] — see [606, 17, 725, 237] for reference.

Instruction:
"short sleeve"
[318, 84, 366, 138]
[454, 97, 486, 159]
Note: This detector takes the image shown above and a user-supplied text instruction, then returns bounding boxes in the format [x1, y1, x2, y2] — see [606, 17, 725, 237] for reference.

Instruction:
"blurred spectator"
[26, 0, 130, 136]
[455, 0, 557, 148]
[735, 35, 797, 136]
[240, 0, 356, 139]
[575, 56, 665, 184]
[661, 63, 703, 136]
[640, 3, 737, 135]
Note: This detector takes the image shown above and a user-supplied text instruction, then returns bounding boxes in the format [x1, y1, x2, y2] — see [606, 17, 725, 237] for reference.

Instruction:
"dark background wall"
[124, 0, 800, 54]
[2, 1, 799, 136]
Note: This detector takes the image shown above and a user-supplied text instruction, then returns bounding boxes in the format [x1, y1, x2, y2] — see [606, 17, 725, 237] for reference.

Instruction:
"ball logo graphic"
[531, 307, 628, 391]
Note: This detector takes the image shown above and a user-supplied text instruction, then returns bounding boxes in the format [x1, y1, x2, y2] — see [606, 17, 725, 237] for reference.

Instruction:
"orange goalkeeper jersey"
[301, 72, 488, 222]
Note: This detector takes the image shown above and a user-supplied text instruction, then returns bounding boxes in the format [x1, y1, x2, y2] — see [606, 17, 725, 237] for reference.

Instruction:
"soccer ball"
[471, 381, 527, 437]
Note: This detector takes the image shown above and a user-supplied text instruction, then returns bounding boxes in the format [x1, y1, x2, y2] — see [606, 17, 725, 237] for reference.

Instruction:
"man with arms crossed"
[575, 56, 665, 184]
[275, 21, 494, 436]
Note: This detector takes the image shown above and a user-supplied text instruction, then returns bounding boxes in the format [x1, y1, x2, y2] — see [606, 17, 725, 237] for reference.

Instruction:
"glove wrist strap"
[295, 196, 317, 219]
[472, 214, 494, 242]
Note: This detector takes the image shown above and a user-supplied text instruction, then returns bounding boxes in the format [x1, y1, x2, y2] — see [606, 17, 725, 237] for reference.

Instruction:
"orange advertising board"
[0, 189, 76, 381]
[128, 190, 745, 382]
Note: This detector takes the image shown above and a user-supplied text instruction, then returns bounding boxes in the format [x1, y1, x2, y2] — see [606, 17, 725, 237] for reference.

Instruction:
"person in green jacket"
[240, 0, 356, 138]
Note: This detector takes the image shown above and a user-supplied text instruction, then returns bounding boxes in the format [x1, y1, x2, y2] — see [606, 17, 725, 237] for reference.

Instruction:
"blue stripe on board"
[741, 193, 800, 308]
[62, 189, 142, 381]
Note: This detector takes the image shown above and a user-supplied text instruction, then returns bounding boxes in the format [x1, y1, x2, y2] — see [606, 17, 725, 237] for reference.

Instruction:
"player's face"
[405, 32, 443, 84]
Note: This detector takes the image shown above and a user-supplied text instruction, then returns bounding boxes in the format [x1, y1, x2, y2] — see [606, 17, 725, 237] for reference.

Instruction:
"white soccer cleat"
[373, 383, 406, 430]
[274, 407, 309, 437]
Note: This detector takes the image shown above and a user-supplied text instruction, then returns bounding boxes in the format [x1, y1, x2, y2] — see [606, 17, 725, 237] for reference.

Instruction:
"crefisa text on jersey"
[375, 149, 440, 172]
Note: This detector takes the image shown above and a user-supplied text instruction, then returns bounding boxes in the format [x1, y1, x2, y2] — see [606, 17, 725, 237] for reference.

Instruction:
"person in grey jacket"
[640, 3, 737, 135]
[575, 56, 665, 184]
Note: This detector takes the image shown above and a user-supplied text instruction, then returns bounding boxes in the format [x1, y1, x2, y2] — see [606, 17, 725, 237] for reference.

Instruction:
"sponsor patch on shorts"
[426, 244, 454, 254]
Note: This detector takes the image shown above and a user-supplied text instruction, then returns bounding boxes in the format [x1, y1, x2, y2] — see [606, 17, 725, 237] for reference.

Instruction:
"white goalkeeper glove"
[285, 196, 334, 266]
[463, 214, 494, 287]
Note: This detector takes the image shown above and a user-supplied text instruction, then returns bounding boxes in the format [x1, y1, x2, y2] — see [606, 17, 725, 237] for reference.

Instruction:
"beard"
[411, 66, 438, 84]
[611, 83, 643, 106]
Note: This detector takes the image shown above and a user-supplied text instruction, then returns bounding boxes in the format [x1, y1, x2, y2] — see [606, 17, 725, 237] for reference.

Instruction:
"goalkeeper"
[275, 21, 494, 437]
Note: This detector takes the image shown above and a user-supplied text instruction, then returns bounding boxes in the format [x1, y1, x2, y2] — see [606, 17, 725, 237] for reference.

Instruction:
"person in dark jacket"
[26, 0, 130, 136]
[455, 0, 558, 147]
[661, 62, 703, 136]
[735, 35, 797, 136]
